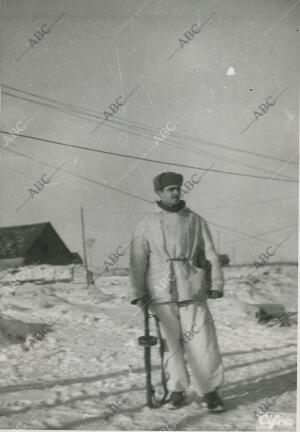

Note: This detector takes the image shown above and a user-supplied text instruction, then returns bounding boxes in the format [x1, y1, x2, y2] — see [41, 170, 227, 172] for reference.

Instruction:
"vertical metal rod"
[80, 207, 90, 287]
[144, 303, 153, 408]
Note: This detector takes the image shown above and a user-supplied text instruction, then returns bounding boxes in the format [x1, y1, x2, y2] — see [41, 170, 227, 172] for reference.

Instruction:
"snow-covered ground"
[0, 264, 297, 430]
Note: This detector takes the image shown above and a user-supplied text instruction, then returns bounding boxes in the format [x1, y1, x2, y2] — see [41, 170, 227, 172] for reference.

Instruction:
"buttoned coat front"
[129, 204, 224, 304]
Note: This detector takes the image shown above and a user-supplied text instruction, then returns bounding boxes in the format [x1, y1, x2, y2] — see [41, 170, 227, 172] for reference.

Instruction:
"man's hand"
[135, 296, 151, 309]
[207, 290, 223, 299]
[136, 299, 145, 309]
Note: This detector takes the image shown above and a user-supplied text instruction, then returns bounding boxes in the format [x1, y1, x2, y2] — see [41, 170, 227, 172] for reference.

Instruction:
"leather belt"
[167, 257, 189, 262]
[167, 257, 197, 273]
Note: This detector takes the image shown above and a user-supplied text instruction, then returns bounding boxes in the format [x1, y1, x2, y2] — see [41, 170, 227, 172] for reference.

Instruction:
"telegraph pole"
[232, 243, 236, 265]
[80, 207, 93, 287]
[217, 230, 220, 252]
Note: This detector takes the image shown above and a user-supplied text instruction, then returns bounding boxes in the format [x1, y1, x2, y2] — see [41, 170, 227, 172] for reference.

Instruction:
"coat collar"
[154, 200, 188, 213]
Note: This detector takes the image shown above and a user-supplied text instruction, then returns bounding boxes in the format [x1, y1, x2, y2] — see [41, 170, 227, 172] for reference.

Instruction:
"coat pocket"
[147, 264, 173, 301]
[188, 266, 207, 299]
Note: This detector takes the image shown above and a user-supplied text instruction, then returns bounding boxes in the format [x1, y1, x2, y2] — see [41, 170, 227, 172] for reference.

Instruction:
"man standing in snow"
[129, 172, 225, 411]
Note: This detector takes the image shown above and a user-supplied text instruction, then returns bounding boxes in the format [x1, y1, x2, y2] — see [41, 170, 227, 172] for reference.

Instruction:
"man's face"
[158, 184, 181, 206]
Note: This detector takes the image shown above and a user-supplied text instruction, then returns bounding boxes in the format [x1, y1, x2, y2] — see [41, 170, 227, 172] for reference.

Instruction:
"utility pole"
[217, 230, 220, 252]
[86, 238, 95, 269]
[81, 207, 93, 287]
[232, 243, 236, 265]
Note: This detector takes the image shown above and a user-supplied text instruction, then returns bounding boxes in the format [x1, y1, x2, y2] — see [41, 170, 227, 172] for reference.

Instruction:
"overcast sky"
[0, 0, 298, 268]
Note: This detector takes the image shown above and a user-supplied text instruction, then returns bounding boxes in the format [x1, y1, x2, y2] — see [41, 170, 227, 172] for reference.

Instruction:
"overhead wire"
[1, 146, 153, 205]
[203, 195, 298, 210]
[2, 84, 298, 172]
[3, 86, 297, 181]
[115, 114, 299, 167]
[1, 86, 297, 251]
[133, 195, 298, 213]
[222, 223, 298, 246]
[2, 89, 294, 181]
[1, 143, 294, 249]
[0, 128, 298, 183]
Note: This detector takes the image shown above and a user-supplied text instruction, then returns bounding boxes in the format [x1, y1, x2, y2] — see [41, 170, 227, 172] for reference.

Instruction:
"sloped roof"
[70, 252, 83, 263]
[0, 222, 50, 258]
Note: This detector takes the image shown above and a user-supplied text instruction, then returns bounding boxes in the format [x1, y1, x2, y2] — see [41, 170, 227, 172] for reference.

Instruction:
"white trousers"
[150, 301, 224, 396]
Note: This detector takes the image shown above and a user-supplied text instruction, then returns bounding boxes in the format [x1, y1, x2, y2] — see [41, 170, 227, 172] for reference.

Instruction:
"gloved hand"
[135, 296, 151, 309]
[207, 290, 223, 299]
[136, 299, 145, 309]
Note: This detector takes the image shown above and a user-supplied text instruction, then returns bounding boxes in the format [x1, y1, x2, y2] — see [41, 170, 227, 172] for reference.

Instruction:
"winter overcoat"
[129, 204, 224, 305]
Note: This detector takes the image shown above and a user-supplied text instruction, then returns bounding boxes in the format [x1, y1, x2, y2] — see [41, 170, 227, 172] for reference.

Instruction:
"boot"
[202, 391, 225, 412]
[170, 391, 186, 407]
